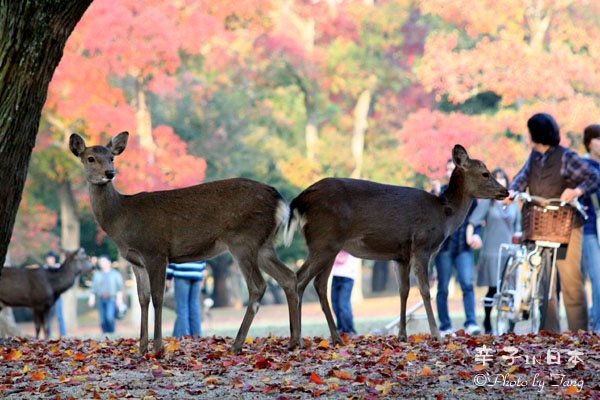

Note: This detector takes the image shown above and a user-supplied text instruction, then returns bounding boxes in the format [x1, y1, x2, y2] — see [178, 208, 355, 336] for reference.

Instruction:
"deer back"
[290, 178, 450, 260]
[103, 178, 287, 263]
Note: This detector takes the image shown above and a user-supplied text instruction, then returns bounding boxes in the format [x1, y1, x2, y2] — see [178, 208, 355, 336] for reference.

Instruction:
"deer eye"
[87, 157, 95, 163]
[482, 172, 490, 178]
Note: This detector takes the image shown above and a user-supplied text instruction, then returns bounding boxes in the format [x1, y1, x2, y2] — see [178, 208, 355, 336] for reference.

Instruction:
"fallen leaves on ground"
[1, 331, 599, 399]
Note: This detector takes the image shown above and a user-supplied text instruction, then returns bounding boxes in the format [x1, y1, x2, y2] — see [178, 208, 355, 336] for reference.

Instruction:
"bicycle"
[493, 192, 587, 335]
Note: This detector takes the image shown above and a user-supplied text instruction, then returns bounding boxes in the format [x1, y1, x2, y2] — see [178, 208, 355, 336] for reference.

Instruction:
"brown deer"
[0, 248, 93, 338]
[283, 145, 508, 344]
[69, 132, 300, 355]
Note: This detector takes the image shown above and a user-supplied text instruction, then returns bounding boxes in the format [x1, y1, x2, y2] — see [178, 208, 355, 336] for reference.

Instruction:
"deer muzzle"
[496, 188, 509, 200]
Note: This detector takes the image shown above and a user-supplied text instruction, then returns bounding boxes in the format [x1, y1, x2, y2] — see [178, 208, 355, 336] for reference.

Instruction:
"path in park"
[17, 283, 569, 340]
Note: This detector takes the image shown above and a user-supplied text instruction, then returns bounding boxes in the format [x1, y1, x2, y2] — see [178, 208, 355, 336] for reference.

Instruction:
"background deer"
[69, 132, 300, 354]
[284, 145, 508, 344]
[0, 248, 93, 338]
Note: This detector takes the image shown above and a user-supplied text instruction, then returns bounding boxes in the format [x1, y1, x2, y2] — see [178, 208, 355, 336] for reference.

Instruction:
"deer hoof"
[287, 337, 300, 351]
[138, 342, 148, 355]
[230, 343, 243, 355]
[332, 334, 344, 346]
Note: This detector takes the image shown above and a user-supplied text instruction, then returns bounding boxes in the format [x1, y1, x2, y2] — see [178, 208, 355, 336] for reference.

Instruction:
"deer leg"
[313, 262, 343, 345]
[147, 258, 168, 355]
[413, 254, 441, 341]
[231, 251, 266, 354]
[33, 310, 42, 339]
[394, 260, 411, 342]
[131, 264, 151, 354]
[258, 247, 300, 350]
[41, 310, 50, 340]
[295, 257, 313, 343]
[296, 253, 334, 345]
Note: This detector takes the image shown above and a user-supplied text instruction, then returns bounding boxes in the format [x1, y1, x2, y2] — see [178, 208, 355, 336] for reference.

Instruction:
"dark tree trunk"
[57, 180, 80, 329]
[372, 260, 390, 292]
[210, 255, 242, 308]
[0, 1, 93, 275]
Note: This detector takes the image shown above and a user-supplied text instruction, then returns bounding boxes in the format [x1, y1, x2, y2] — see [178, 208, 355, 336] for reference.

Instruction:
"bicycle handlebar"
[510, 192, 588, 221]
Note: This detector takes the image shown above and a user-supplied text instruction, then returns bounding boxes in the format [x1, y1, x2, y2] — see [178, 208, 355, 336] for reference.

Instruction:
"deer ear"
[452, 144, 469, 168]
[107, 131, 129, 156]
[69, 134, 86, 157]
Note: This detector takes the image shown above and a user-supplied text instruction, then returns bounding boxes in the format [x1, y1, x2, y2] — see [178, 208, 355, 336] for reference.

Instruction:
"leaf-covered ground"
[1, 330, 599, 399]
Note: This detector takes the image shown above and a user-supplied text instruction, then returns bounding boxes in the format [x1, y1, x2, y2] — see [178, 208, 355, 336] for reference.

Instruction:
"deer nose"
[105, 170, 115, 180]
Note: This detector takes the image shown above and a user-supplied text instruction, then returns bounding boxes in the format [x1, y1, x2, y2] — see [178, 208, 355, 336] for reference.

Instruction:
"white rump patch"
[283, 208, 306, 247]
[275, 199, 289, 228]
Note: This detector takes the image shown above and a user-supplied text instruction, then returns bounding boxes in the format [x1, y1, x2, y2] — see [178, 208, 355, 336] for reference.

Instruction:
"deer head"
[69, 132, 129, 185]
[451, 145, 509, 200]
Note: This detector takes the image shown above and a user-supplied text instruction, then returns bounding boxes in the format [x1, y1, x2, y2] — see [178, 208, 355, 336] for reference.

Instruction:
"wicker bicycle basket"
[521, 202, 575, 244]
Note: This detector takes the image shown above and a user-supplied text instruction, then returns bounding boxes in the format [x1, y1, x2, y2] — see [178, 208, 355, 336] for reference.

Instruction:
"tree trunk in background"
[305, 111, 319, 163]
[372, 261, 390, 292]
[211, 256, 242, 308]
[0, 1, 93, 276]
[57, 180, 80, 330]
[134, 80, 156, 162]
[350, 89, 371, 179]
[0, 307, 20, 337]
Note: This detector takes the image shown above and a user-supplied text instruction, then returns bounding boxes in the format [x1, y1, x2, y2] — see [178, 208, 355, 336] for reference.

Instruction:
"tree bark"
[0, 1, 93, 277]
[350, 89, 371, 179]
[211, 256, 242, 308]
[305, 112, 319, 163]
[57, 180, 80, 330]
[0, 307, 20, 337]
[372, 261, 390, 292]
[134, 79, 157, 161]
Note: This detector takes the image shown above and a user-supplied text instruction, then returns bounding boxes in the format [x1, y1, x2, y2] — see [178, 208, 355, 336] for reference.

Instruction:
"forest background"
[7, 0, 600, 311]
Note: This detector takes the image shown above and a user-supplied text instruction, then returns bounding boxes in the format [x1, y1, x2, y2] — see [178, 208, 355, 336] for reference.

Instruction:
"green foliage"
[439, 91, 502, 115]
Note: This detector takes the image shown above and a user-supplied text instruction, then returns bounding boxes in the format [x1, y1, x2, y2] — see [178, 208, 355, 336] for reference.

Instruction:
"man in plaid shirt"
[508, 113, 600, 332]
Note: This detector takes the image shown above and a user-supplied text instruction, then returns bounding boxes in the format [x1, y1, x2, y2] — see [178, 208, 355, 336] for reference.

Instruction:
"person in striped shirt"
[166, 261, 206, 338]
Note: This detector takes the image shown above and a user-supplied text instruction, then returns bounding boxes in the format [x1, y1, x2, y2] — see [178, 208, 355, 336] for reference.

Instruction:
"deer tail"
[283, 197, 306, 247]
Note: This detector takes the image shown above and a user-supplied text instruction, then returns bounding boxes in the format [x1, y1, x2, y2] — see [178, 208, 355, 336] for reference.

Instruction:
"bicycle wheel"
[495, 255, 518, 334]
[530, 249, 551, 333]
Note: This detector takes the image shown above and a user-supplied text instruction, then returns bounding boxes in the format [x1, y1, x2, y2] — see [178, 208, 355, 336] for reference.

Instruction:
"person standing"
[435, 159, 482, 336]
[89, 255, 124, 334]
[44, 250, 66, 338]
[508, 113, 599, 332]
[467, 168, 521, 334]
[166, 261, 206, 338]
[580, 124, 600, 332]
[331, 251, 358, 336]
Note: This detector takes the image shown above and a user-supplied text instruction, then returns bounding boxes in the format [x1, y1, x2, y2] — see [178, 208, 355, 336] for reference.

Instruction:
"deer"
[283, 145, 509, 345]
[69, 131, 300, 355]
[0, 248, 93, 338]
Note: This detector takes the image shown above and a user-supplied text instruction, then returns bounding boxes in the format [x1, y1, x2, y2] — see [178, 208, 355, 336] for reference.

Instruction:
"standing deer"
[69, 132, 299, 355]
[0, 248, 93, 338]
[284, 145, 508, 344]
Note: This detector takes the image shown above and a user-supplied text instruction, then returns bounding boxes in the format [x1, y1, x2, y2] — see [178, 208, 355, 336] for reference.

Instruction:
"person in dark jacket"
[508, 113, 600, 332]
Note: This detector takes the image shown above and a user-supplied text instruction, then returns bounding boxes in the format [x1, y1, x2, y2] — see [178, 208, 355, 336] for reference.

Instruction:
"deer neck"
[441, 171, 474, 231]
[47, 258, 77, 297]
[89, 181, 123, 232]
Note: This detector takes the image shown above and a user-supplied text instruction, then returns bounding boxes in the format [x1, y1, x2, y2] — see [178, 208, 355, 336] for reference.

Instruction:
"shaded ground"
[2, 331, 599, 399]
[5, 286, 597, 398]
